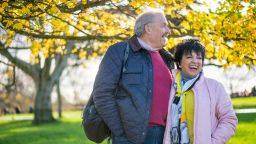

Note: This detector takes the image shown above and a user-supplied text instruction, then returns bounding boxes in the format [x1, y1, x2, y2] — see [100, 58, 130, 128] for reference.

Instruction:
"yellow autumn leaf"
[27, 3, 33, 9]
[81, 0, 87, 4]
[71, 48, 78, 54]
[66, 1, 76, 8]
[172, 29, 181, 35]
[2, 2, 8, 8]
[35, 58, 39, 64]
[1, 34, 7, 41]
[31, 41, 41, 56]
[21, 7, 30, 14]
[92, 52, 98, 58]
[49, 6, 60, 14]
[13, 23, 23, 30]
[181, 21, 190, 30]
[0, 7, 3, 13]
[5, 20, 13, 28]
[6, 39, 12, 47]
[56, 46, 63, 54]
[79, 49, 86, 59]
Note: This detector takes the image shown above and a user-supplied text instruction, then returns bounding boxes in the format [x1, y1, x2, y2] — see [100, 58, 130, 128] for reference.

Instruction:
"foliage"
[187, 0, 256, 68]
[0, 0, 254, 66]
[0, 0, 134, 61]
[128, 0, 256, 68]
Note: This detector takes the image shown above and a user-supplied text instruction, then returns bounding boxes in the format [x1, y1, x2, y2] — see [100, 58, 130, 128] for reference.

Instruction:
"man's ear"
[144, 24, 152, 34]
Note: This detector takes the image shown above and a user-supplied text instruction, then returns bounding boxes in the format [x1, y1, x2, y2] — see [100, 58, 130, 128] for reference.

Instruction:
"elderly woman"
[163, 39, 238, 144]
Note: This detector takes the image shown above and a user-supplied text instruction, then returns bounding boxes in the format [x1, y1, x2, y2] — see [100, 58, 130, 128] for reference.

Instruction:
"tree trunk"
[33, 78, 55, 123]
[1, 41, 72, 124]
[56, 80, 62, 118]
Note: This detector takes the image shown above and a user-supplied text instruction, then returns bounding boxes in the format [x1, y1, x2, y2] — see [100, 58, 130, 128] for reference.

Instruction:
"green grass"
[0, 112, 96, 144]
[1, 112, 255, 144]
[232, 96, 256, 109]
[228, 113, 256, 144]
[0, 97, 255, 144]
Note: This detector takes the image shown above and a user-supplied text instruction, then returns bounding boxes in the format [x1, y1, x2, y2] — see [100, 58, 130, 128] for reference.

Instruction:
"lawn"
[0, 97, 255, 144]
[228, 113, 256, 144]
[0, 111, 94, 144]
[232, 96, 256, 109]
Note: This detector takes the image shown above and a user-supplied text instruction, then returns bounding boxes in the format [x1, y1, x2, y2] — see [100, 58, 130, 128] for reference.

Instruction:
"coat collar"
[128, 35, 175, 69]
[128, 35, 144, 52]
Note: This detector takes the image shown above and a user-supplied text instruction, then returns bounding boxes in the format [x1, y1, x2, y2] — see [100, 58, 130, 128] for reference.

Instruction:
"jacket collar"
[128, 35, 175, 69]
[128, 35, 144, 52]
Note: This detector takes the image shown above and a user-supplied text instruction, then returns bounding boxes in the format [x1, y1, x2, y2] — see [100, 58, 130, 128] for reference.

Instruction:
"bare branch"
[0, 60, 13, 66]
[204, 63, 222, 67]
[0, 41, 39, 82]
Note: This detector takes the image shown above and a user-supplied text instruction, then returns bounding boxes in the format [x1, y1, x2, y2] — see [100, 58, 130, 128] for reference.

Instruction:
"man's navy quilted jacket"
[92, 35, 174, 144]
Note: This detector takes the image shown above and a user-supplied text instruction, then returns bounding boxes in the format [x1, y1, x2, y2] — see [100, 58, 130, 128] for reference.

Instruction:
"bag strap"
[122, 42, 130, 73]
[117, 41, 130, 82]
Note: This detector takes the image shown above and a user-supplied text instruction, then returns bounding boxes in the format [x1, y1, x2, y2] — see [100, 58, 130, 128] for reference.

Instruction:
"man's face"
[146, 13, 170, 48]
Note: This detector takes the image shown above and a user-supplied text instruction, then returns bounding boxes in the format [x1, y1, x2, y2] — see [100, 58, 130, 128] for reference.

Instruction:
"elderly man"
[92, 8, 174, 144]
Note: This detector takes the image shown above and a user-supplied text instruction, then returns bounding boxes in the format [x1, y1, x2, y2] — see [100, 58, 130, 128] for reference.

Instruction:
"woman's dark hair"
[174, 39, 205, 69]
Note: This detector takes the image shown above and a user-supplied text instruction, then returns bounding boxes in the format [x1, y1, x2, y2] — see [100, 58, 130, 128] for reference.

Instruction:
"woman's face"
[179, 51, 203, 78]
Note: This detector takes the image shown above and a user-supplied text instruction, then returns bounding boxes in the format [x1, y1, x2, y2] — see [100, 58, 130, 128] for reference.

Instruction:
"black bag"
[82, 96, 111, 143]
[82, 42, 130, 143]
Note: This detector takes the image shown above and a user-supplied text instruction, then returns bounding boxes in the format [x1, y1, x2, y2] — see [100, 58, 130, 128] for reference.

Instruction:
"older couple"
[91, 8, 237, 144]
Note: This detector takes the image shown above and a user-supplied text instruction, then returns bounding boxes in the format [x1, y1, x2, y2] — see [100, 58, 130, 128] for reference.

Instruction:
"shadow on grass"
[236, 113, 256, 123]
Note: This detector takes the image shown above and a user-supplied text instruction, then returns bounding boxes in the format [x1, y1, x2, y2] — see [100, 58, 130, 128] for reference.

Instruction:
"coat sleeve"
[92, 43, 125, 136]
[211, 82, 238, 144]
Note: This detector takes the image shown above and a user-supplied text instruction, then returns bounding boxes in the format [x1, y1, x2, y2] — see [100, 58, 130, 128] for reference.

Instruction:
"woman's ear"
[177, 62, 181, 68]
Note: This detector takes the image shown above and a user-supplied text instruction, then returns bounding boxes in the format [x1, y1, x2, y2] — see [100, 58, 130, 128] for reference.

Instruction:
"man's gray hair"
[134, 8, 165, 37]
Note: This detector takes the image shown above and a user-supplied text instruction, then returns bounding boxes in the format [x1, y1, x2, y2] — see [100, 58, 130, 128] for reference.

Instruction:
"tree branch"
[57, 0, 111, 13]
[0, 41, 39, 81]
[46, 12, 89, 35]
[204, 62, 223, 67]
[10, 28, 126, 41]
[51, 41, 73, 84]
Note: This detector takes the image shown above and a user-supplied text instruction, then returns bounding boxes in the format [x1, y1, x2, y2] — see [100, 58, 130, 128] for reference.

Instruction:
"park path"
[235, 108, 256, 113]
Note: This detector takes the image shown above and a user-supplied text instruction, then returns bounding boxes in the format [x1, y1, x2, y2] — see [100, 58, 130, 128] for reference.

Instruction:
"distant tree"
[251, 86, 256, 96]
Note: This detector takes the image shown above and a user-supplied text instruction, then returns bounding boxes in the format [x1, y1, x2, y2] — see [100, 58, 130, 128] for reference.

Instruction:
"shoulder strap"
[122, 42, 130, 73]
[114, 42, 129, 97]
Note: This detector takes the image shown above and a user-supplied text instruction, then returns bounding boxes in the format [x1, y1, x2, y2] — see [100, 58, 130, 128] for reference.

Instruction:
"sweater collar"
[137, 37, 161, 52]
